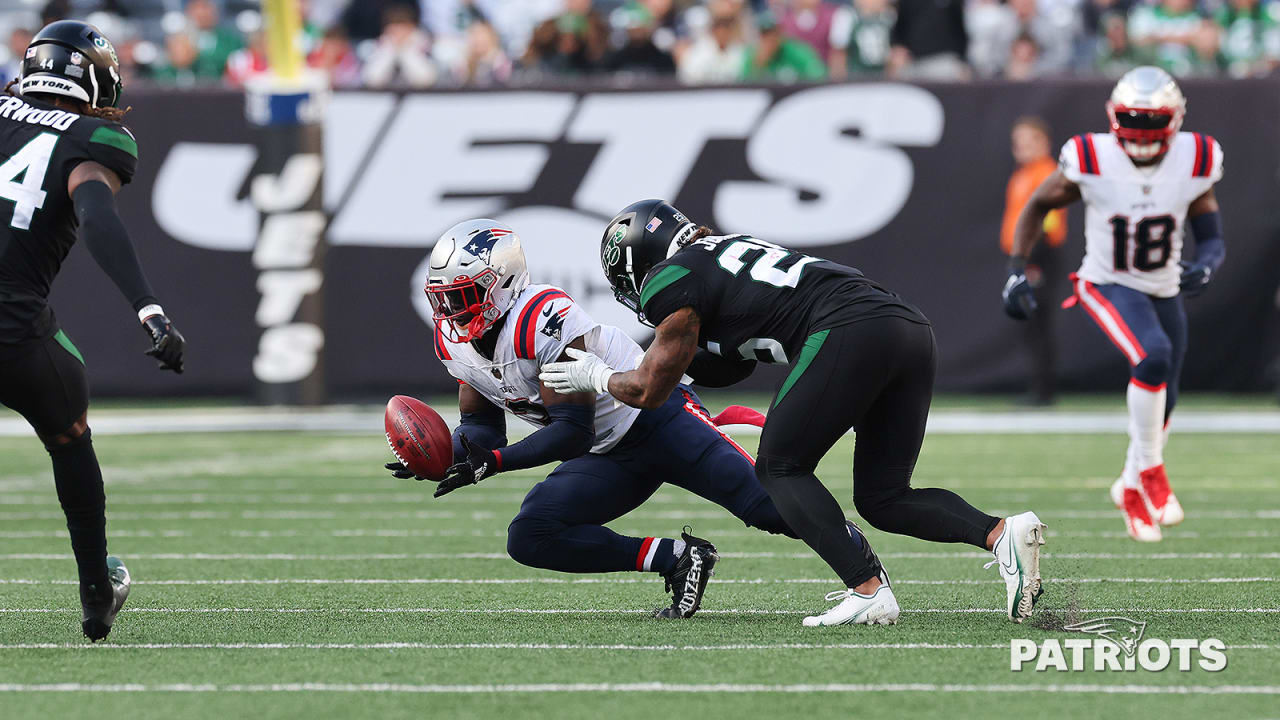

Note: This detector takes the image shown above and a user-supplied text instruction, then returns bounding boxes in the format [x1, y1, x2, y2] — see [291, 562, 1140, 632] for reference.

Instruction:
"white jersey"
[1062, 131, 1224, 298]
[433, 284, 643, 453]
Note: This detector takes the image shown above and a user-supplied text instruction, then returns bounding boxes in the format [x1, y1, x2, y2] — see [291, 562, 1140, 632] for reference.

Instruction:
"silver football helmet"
[425, 219, 530, 343]
[1106, 66, 1186, 162]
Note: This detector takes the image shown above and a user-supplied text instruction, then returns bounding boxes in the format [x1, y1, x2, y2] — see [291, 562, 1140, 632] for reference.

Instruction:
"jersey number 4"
[0, 133, 58, 231]
[1110, 214, 1175, 272]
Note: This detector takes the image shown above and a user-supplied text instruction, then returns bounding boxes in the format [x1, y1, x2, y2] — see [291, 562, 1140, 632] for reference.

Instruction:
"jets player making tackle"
[1002, 67, 1224, 542]
[541, 200, 1047, 625]
[386, 218, 801, 618]
[0, 22, 186, 640]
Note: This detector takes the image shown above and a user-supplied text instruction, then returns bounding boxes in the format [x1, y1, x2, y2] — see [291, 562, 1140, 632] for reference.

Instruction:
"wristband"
[137, 304, 164, 322]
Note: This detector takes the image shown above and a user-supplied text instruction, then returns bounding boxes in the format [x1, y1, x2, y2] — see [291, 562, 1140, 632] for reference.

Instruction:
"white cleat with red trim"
[1110, 476, 1126, 510]
[1140, 464, 1184, 526]
[1122, 487, 1162, 542]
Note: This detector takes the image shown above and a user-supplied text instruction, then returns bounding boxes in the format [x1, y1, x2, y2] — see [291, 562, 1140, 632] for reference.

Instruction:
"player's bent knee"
[853, 489, 909, 533]
[505, 515, 555, 569]
[40, 417, 91, 453]
[1133, 348, 1173, 387]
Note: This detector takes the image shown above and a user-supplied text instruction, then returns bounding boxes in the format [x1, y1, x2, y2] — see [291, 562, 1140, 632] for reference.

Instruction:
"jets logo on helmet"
[600, 199, 697, 323]
[426, 219, 530, 344]
[1106, 66, 1186, 163]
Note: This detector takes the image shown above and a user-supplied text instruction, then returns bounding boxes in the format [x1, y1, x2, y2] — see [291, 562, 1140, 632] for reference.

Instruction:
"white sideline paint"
[1, 642, 1274, 651]
[3, 551, 1276, 561]
[3, 406, 1280, 437]
[2, 577, 1276, 587]
[1, 607, 1276, 615]
[0, 682, 1277, 695]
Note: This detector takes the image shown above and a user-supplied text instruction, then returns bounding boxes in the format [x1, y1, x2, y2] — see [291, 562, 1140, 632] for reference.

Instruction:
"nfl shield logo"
[70, 52, 83, 64]
[645, 217, 662, 232]
[25, 47, 36, 58]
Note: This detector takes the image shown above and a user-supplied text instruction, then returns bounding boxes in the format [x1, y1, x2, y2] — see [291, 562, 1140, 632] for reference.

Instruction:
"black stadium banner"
[44, 80, 1280, 399]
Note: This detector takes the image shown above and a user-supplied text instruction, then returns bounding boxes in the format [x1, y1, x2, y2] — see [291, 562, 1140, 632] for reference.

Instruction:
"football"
[384, 395, 452, 481]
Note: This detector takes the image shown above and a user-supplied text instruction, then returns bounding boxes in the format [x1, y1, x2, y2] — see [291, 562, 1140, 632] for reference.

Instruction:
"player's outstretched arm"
[538, 308, 700, 408]
[69, 161, 185, 373]
[1003, 169, 1081, 320]
[1180, 188, 1225, 297]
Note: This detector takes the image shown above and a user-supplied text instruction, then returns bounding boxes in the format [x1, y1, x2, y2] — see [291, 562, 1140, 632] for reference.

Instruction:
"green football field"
[1, 424, 1277, 718]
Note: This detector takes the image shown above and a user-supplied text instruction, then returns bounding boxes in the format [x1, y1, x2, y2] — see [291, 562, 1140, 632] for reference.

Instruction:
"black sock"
[757, 456, 877, 588]
[47, 433, 109, 589]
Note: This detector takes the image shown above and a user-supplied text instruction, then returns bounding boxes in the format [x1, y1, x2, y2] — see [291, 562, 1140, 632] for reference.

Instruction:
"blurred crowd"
[0, 0, 1276, 89]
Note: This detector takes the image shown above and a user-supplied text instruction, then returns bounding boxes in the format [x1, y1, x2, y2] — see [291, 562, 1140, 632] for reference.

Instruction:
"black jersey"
[0, 95, 137, 349]
[639, 234, 926, 365]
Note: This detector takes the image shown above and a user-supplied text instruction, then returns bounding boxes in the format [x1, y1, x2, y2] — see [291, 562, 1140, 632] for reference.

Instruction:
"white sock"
[1127, 380, 1167, 472]
[671, 538, 686, 558]
[1121, 441, 1140, 489]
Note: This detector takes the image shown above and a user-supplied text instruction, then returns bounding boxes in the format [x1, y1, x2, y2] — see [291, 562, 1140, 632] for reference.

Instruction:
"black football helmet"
[601, 199, 698, 320]
[20, 20, 123, 109]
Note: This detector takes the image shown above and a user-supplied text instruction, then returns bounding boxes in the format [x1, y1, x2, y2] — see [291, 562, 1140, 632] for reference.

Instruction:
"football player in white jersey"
[386, 218, 799, 617]
[1002, 67, 1226, 542]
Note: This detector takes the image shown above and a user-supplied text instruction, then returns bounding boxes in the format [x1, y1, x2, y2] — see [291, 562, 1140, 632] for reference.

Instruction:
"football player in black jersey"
[543, 199, 1046, 625]
[0, 21, 185, 641]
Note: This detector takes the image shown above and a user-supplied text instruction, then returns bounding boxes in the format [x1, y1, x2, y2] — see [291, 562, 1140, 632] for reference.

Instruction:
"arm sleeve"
[1188, 211, 1225, 272]
[491, 402, 595, 473]
[73, 180, 158, 312]
[452, 400, 508, 461]
[638, 260, 712, 328]
[686, 350, 757, 388]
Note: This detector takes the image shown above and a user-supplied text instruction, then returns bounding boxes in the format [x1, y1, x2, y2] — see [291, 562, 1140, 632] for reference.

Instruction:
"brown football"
[384, 395, 452, 481]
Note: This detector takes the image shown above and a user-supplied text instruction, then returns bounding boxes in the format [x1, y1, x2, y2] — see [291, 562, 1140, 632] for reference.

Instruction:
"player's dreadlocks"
[4, 78, 131, 122]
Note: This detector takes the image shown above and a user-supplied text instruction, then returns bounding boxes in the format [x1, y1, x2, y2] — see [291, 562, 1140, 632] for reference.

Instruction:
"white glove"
[539, 347, 617, 395]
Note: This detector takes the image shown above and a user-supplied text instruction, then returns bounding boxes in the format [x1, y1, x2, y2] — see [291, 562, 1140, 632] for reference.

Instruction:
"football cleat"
[1110, 476, 1126, 510]
[653, 529, 718, 619]
[984, 511, 1047, 622]
[1122, 487, 1163, 542]
[802, 583, 900, 626]
[1140, 464, 1183, 526]
[81, 556, 131, 642]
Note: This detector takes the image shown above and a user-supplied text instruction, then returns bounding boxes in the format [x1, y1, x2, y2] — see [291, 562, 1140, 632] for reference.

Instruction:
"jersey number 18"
[1109, 214, 1175, 272]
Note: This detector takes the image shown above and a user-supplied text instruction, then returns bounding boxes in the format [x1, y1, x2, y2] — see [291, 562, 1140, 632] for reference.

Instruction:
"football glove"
[1001, 259, 1037, 321]
[436, 434, 497, 498]
[141, 312, 186, 374]
[539, 347, 616, 395]
[1179, 261, 1212, 297]
[384, 461, 426, 481]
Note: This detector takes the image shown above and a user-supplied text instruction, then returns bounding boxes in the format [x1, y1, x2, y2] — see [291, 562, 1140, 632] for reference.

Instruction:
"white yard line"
[2, 577, 1276, 587]
[4, 407, 1280, 437]
[3, 551, 1277, 561]
[0, 642, 1273, 651]
[1, 607, 1276, 614]
[0, 682, 1277, 694]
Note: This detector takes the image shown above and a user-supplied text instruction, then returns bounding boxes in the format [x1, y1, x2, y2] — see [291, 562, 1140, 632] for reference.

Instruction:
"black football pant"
[0, 332, 110, 588]
[756, 317, 1000, 588]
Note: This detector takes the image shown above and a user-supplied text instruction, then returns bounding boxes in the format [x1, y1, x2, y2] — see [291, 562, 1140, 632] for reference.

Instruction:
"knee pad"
[754, 454, 812, 490]
[1133, 346, 1172, 388]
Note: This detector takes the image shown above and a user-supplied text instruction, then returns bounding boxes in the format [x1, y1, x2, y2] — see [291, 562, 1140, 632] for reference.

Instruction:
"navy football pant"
[507, 386, 795, 574]
[0, 332, 109, 588]
[1075, 279, 1187, 419]
[756, 317, 1000, 588]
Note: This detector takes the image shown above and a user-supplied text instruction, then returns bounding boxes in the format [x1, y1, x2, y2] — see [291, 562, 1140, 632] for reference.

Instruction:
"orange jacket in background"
[1001, 156, 1067, 254]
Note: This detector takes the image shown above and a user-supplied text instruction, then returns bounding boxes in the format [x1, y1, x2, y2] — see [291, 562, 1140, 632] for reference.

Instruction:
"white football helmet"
[1106, 66, 1186, 162]
[426, 219, 530, 343]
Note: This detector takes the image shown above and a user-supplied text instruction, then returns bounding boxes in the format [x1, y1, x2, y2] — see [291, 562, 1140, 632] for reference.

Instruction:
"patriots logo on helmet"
[462, 228, 510, 264]
[1064, 617, 1147, 657]
[540, 304, 570, 341]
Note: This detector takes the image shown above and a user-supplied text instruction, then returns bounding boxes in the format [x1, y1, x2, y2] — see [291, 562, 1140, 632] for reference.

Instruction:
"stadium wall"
[48, 79, 1280, 398]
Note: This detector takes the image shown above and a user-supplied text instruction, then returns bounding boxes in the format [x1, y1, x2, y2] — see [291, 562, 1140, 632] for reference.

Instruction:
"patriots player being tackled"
[0, 22, 187, 640]
[540, 200, 1047, 625]
[387, 219, 800, 618]
[1002, 67, 1224, 542]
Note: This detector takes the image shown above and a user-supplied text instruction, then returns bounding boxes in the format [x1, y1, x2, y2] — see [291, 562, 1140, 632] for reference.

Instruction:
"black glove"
[142, 314, 185, 373]
[1002, 258, 1038, 321]
[385, 461, 427, 481]
[435, 434, 498, 498]
[1179, 261, 1212, 297]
